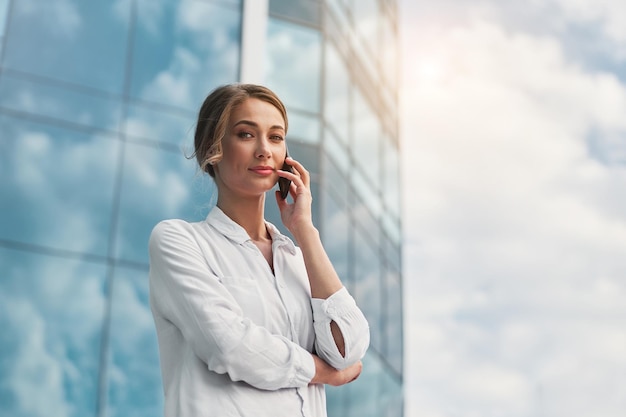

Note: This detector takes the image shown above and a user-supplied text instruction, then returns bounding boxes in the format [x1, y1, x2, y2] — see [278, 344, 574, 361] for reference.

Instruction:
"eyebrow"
[233, 120, 285, 131]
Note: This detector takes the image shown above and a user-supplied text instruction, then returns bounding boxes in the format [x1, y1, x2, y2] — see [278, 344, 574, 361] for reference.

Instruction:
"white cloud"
[137, 1, 240, 110]
[402, 14, 626, 417]
[17, 0, 81, 37]
[547, 0, 626, 45]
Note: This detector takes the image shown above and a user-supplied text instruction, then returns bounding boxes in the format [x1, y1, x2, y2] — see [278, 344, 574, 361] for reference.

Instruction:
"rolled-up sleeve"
[149, 220, 315, 390]
[311, 287, 370, 370]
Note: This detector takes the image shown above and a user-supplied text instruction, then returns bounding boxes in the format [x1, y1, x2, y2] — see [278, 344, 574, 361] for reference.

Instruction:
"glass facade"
[0, 0, 402, 416]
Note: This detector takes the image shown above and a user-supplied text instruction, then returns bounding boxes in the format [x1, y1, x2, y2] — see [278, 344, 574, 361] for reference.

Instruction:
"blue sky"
[399, 0, 626, 416]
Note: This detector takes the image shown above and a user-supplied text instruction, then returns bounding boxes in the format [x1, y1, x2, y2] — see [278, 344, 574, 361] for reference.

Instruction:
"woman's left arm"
[276, 157, 370, 369]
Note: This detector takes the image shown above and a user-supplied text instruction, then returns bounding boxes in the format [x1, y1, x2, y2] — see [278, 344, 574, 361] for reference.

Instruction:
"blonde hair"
[192, 84, 288, 177]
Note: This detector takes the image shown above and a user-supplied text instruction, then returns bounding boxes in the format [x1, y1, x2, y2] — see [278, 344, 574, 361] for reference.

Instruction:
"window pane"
[125, 103, 196, 147]
[384, 230, 402, 271]
[269, 0, 320, 27]
[351, 0, 380, 84]
[107, 266, 163, 417]
[353, 89, 381, 190]
[4, 0, 130, 93]
[115, 142, 215, 264]
[0, 72, 123, 132]
[0, 248, 106, 417]
[288, 109, 321, 144]
[385, 268, 403, 375]
[382, 134, 400, 217]
[352, 169, 382, 219]
[324, 43, 350, 144]
[380, 367, 403, 417]
[130, 0, 241, 110]
[346, 351, 383, 417]
[266, 18, 321, 113]
[321, 187, 349, 286]
[380, 14, 398, 91]
[289, 141, 319, 175]
[322, 150, 349, 200]
[326, 384, 347, 417]
[0, 0, 9, 44]
[353, 227, 381, 352]
[323, 128, 350, 175]
[0, 115, 119, 256]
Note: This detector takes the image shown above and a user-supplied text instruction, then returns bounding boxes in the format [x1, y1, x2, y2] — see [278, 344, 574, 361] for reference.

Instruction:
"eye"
[237, 131, 253, 139]
[270, 134, 284, 142]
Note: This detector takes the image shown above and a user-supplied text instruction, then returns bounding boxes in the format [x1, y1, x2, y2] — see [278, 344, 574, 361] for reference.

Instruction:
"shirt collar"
[206, 206, 296, 255]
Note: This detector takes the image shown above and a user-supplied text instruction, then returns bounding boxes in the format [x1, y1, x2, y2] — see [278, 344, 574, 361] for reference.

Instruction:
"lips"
[249, 166, 275, 176]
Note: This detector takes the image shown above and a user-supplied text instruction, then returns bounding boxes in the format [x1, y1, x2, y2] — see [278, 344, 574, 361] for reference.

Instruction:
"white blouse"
[148, 207, 370, 417]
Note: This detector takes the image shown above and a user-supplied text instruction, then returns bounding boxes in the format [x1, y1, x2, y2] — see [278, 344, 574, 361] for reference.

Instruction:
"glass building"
[0, 0, 402, 416]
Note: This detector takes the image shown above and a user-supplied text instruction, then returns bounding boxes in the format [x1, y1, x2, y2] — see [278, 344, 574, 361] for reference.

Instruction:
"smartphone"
[278, 148, 292, 200]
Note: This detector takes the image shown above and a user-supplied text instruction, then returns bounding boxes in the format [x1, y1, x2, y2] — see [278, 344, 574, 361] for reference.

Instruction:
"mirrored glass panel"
[0, 115, 119, 256]
[289, 141, 320, 175]
[385, 268, 403, 375]
[266, 18, 321, 113]
[107, 266, 163, 417]
[0, 72, 122, 132]
[321, 187, 350, 288]
[380, 13, 398, 91]
[0, 0, 9, 55]
[345, 351, 383, 417]
[269, 0, 320, 26]
[353, 226, 381, 352]
[352, 169, 382, 220]
[3, 0, 130, 94]
[114, 142, 215, 264]
[0, 248, 106, 417]
[130, 0, 240, 111]
[350, 0, 380, 86]
[324, 43, 350, 145]
[383, 228, 402, 270]
[382, 134, 400, 217]
[125, 103, 196, 147]
[326, 384, 347, 417]
[323, 128, 350, 175]
[287, 109, 320, 144]
[380, 367, 403, 417]
[352, 89, 381, 190]
[322, 149, 349, 201]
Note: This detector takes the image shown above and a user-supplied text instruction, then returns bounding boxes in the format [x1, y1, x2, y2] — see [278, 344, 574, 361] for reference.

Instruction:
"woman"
[148, 84, 370, 417]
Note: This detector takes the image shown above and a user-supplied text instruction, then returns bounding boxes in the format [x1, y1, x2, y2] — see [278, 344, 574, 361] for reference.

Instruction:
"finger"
[285, 157, 310, 187]
[288, 181, 298, 200]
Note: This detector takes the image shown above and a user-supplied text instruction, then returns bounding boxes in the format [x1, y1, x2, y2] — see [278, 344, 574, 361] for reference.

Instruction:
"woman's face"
[214, 97, 287, 199]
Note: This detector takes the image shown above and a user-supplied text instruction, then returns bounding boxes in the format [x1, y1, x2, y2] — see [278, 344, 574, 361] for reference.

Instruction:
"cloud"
[16, 0, 81, 38]
[135, 0, 240, 110]
[402, 16, 626, 417]
[546, 0, 626, 45]
[0, 254, 108, 417]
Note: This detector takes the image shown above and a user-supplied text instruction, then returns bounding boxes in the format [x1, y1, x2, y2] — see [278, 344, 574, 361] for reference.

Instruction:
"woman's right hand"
[309, 354, 363, 386]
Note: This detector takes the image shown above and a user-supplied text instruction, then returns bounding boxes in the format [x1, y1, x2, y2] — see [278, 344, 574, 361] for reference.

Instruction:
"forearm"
[309, 354, 362, 386]
[291, 224, 342, 299]
[291, 224, 347, 355]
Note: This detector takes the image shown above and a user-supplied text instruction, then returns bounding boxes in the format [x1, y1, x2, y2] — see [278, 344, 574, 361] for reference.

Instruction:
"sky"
[399, 0, 626, 416]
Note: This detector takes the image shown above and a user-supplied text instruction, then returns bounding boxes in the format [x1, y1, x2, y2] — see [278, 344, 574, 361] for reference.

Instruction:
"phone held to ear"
[278, 149, 292, 200]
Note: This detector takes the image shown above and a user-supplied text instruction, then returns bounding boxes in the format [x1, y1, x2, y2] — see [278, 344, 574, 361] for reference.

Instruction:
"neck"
[217, 193, 269, 241]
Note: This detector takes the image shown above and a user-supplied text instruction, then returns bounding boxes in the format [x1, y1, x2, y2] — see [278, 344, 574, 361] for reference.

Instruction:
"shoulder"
[149, 219, 205, 251]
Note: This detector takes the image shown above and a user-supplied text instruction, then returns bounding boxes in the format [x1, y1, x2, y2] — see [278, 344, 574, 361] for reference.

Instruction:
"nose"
[256, 137, 271, 159]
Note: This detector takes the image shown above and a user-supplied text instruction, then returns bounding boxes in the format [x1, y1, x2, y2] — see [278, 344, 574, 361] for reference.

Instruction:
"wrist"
[291, 223, 318, 243]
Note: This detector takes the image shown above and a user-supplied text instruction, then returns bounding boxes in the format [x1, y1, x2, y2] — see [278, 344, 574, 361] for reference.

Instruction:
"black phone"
[278, 149, 292, 199]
